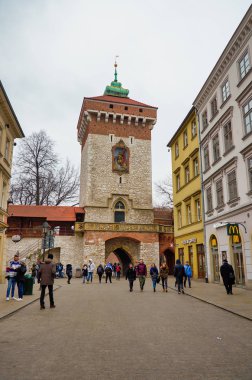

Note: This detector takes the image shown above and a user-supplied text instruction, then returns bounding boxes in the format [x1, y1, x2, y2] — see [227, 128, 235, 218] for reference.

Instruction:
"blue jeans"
[17, 282, 24, 299]
[152, 277, 157, 289]
[6, 277, 17, 298]
[87, 272, 93, 282]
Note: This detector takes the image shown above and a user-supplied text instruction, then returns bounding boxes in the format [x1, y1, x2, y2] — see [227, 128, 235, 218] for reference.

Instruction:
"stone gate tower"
[76, 64, 170, 270]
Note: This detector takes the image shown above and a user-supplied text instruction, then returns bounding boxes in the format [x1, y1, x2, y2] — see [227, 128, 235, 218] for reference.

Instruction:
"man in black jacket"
[220, 259, 235, 295]
[125, 263, 136, 292]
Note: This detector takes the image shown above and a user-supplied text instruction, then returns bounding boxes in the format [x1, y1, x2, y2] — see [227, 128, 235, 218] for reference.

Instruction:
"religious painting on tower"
[112, 140, 129, 173]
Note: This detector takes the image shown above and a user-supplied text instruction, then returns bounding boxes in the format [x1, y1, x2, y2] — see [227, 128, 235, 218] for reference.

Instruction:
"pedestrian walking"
[38, 253, 56, 309]
[97, 264, 104, 283]
[87, 259, 95, 283]
[150, 263, 159, 292]
[113, 262, 117, 278]
[16, 260, 27, 301]
[220, 259, 235, 295]
[58, 262, 64, 278]
[66, 264, 72, 284]
[174, 259, 185, 294]
[116, 263, 121, 280]
[136, 259, 147, 291]
[105, 263, 113, 283]
[125, 263, 136, 292]
[184, 261, 192, 288]
[6, 253, 20, 301]
[82, 264, 88, 284]
[160, 263, 169, 292]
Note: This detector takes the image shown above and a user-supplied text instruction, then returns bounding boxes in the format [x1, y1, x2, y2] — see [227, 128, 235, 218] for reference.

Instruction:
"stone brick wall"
[80, 134, 153, 223]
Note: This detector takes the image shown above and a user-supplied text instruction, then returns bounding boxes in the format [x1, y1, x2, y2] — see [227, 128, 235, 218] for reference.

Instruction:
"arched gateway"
[105, 237, 140, 275]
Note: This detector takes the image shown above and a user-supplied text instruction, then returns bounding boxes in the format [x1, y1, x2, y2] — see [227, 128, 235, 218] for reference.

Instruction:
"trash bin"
[23, 274, 34, 295]
[75, 268, 82, 278]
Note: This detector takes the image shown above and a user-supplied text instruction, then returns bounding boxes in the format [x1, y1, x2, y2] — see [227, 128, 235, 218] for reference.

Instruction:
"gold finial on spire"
[114, 55, 119, 81]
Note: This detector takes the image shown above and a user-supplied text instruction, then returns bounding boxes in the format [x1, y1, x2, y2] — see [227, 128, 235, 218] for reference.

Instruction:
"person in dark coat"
[150, 263, 159, 292]
[220, 259, 235, 295]
[125, 263, 136, 292]
[66, 264, 72, 284]
[136, 259, 147, 291]
[97, 264, 104, 283]
[38, 253, 56, 309]
[174, 259, 185, 294]
[160, 263, 169, 292]
[105, 263, 113, 283]
[16, 260, 27, 300]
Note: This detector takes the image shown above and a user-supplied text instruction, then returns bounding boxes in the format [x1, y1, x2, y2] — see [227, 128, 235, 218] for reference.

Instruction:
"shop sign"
[182, 238, 197, 245]
[227, 224, 239, 236]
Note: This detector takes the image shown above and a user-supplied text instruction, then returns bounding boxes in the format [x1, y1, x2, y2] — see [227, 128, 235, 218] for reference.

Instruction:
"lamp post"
[42, 221, 50, 262]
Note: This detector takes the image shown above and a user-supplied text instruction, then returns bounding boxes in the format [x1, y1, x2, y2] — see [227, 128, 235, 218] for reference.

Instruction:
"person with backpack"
[97, 264, 104, 283]
[116, 263, 121, 280]
[105, 263, 113, 283]
[160, 263, 169, 292]
[125, 263, 136, 292]
[150, 263, 159, 292]
[66, 264, 72, 284]
[220, 259, 235, 295]
[82, 264, 88, 284]
[174, 259, 185, 294]
[184, 261, 192, 288]
[136, 259, 147, 291]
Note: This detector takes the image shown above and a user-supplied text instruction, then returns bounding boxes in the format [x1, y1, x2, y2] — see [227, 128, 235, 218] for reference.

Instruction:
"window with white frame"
[202, 110, 208, 129]
[227, 170, 238, 201]
[186, 204, 192, 224]
[212, 134, 220, 162]
[243, 98, 252, 136]
[1, 182, 7, 209]
[206, 187, 213, 212]
[222, 80, 230, 103]
[177, 208, 182, 228]
[216, 179, 224, 207]
[204, 145, 210, 171]
[211, 97, 218, 118]
[185, 166, 190, 184]
[175, 142, 179, 158]
[195, 199, 201, 221]
[193, 157, 199, 177]
[239, 51, 250, 80]
[5, 139, 10, 161]
[183, 129, 188, 148]
[248, 157, 252, 191]
[114, 201, 125, 222]
[191, 119, 197, 138]
[176, 174, 180, 191]
[223, 121, 233, 152]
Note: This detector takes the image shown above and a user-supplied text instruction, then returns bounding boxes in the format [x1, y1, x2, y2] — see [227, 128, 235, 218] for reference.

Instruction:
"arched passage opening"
[163, 249, 175, 275]
[105, 237, 140, 276]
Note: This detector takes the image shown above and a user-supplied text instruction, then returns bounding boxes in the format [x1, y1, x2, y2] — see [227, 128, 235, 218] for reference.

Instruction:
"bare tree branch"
[154, 176, 173, 208]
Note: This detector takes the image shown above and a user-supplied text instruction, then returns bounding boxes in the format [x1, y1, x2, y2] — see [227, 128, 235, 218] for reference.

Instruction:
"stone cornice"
[193, 7, 252, 110]
[75, 222, 173, 234]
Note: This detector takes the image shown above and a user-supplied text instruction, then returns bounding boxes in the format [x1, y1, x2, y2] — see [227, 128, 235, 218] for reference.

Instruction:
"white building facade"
[193, 6, 252, 288]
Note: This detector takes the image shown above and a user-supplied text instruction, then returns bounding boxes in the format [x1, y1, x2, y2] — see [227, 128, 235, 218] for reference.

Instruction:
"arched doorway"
[210, 235, 220, 282]
[105, 237, 140, 276]
[230, 235, 245, 286]
[163, 249, 175, 275]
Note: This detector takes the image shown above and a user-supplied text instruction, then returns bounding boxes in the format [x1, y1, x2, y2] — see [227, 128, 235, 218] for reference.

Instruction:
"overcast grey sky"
[0, 0, 251, 200]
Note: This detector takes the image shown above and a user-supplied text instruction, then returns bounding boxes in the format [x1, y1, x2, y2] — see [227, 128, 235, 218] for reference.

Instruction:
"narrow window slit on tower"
[119, 177, 122, 184]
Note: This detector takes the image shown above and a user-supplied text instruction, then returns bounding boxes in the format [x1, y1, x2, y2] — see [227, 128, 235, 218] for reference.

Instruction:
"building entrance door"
[233, 244, 245, 285]
[212, 249, 220, 282]
[196, 244, 205, 279]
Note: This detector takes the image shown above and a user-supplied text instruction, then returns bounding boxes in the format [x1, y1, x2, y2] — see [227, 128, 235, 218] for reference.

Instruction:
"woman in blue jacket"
[150, 263, 159, 292]
[184, 261, 192, 288]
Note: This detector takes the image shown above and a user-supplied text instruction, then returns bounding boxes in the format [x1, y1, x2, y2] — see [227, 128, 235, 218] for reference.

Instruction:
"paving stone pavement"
[0, 277, 252, 380]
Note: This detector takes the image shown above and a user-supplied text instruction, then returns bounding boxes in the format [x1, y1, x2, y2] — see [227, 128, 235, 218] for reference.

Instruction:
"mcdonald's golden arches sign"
[227, 224, 240, 236]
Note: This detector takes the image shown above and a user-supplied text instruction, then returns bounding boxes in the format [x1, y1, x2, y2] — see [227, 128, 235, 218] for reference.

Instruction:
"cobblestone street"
[1, 278, 252, 380]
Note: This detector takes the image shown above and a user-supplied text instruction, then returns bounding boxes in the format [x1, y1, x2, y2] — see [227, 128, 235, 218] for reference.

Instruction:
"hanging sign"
[227, 224, 239, 236]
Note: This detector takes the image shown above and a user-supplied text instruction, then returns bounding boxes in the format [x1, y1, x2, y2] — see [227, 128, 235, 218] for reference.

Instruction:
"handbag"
[156, 276, 160, 284]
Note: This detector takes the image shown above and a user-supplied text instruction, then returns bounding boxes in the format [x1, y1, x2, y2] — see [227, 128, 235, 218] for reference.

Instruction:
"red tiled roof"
[8, 205, 84, 222]
[85, 95, 157, 109]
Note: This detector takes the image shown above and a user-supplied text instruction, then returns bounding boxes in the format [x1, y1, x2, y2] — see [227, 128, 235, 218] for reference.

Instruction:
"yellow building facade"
[0, 82, 24, 283]
[167, 107, 205, 279]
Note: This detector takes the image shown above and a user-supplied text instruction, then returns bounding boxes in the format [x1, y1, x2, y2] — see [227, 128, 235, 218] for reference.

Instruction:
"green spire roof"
[104, 62, 129, 98]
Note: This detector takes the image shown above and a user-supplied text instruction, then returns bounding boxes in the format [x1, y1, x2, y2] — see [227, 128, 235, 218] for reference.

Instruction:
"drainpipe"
[195, 107, 209, 283]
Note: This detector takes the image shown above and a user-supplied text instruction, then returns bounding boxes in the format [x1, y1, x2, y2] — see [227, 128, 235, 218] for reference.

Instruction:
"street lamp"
[42, 221, 50, 261]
